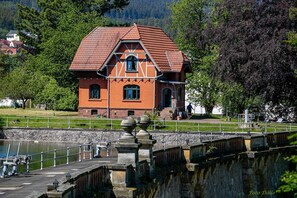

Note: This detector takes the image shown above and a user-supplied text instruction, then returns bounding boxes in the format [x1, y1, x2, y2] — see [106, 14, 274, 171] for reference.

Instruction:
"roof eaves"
[69, 68, 99, 71]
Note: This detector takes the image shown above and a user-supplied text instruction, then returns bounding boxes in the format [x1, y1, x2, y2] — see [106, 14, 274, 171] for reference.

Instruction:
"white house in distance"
[0, 98, 21, 107]
[185, 93, 222, 115]
[6, 30, 20, 42]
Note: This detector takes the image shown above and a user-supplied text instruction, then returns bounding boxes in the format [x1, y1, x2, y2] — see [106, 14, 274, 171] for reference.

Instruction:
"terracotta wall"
[77, 42, 187, 117]
[78, 78, 108, 108]
[107, 43, 157, 110]
[109, 80, 154, 109]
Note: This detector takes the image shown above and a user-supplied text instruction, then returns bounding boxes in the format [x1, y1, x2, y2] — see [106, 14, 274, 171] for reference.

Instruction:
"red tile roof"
[166, 51, 184, 72]
[70, 24, 187, 72]
[0, 39, 9, 46]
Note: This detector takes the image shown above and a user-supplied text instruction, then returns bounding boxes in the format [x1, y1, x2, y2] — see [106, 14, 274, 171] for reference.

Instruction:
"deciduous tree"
[171, 0, 223, 115]
[34, 78, 77, 110]
[13, 0, 130, 105]
[213, 0, 297, 107]
[0, 66, 34, 108]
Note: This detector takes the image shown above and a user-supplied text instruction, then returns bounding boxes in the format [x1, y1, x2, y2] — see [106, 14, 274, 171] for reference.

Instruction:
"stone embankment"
[0, 128, 244, 147]
[0, 126, 296, 198]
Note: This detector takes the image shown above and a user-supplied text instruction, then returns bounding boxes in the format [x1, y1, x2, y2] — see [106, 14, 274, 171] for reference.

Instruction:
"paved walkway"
[0, 158, 116, 198]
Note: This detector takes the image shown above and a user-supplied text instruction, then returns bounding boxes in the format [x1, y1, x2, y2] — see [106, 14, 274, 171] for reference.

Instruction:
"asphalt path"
[0, 157, 116, 198]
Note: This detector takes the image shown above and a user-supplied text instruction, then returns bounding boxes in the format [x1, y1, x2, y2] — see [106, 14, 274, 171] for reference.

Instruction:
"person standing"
[187, 103, 194, 115]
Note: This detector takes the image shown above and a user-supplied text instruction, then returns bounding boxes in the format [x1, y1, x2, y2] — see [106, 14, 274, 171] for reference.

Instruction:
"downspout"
[153, 79, 156, 114]
[173, 83, 176, 109]
[153, 73, 163, 113]
[107, 78, 110, 118]
[96, 71, 110, 118]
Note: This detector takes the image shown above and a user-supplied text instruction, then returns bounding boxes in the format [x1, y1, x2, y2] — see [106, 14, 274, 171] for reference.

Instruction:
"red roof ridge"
[134, 23, 141, 40]
[81, 27, 100, 42]
[121, 24, 140, 40]
[82, 26, 126, 41]
[136, 24, 163, 30]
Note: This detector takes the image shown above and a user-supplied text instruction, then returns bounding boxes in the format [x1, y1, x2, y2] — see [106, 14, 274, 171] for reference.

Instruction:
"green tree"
[0, 52, 26, 77]
[17, 0, 129, 53]
[287, 7, 297, 49]
[34, 78, 77, 110]
[16, 0, 122, 89]
[186, 49, 221, 115]
[277, 133, 297, 197]
[171, 0, 214, 65]
[13, 0, 130, 109]
[172, 0, 223, 115]
[277, 6, 297, 197]
[0, 66, 34, 108]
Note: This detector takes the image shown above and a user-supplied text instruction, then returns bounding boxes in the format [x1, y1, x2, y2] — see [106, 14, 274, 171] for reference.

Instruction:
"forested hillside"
[0, 0, 176, 38]
[106, 0, 176, 35]
[0, 0, 36, 38]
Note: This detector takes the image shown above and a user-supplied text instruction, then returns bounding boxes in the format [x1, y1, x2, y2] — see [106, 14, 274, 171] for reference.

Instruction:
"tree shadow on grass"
[0, 116, 3, 129]
[190, 114, 221, 120]
[0, 117, 7, 139]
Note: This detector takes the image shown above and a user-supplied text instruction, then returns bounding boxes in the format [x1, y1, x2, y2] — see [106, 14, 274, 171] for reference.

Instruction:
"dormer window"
[126, 56, 137, 72]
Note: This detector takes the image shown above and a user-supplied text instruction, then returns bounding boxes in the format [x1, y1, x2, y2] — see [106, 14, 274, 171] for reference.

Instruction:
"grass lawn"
[0, 108, 77, 117]
[0, 108, 296, 133]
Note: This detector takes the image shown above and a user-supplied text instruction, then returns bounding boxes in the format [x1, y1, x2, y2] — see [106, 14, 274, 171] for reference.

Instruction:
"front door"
[163, 88, 172, 108]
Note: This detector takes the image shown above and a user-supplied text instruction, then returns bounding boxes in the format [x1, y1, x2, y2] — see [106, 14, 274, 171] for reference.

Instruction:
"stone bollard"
[136, 115, 156, 177]
[109, 117, 140, 193]
[114, 117, 141, 185]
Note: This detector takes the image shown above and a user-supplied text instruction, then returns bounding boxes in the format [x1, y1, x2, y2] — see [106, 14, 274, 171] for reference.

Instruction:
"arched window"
[126, 56, 138, 72]
[124, 85, 140, 100]
[89, 84, 100, 99]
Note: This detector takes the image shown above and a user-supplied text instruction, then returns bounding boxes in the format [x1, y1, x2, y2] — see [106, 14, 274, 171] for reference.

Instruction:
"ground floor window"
[91, 109, 98, 115]
[89, 84, 100, 99]
[128, 111, 135, 116]
[124, 85, 140, 100]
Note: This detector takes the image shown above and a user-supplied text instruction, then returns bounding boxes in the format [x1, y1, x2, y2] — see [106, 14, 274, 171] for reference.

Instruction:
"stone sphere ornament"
[136, 115, 151, 136]
[120, 116, 136, 139]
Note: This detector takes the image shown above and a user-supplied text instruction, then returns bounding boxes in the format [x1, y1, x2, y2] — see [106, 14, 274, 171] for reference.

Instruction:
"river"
[0, 140, 81, 174]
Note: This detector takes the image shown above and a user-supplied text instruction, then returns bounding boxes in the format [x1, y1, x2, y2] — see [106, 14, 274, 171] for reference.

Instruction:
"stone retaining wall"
[0, 128, 238, 147]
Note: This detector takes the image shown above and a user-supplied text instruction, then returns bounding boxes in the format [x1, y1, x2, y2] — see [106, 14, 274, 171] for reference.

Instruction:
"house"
[70, 24, 191, 118]
[9, 40, 23, 48]
[0, 98, 21, 107]
[0, 39, 17, 55]
[0, 38, 23, 55]
[6, 30, 20, 42]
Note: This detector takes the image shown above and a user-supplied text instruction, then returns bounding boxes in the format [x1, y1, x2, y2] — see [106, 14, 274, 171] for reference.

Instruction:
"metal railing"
[1, 116, 297, 133]
[24, 143, 92, 173]
[2, 116, 121, 130]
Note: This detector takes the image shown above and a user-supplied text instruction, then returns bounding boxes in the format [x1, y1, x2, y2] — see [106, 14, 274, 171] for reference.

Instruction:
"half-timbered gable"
[70, 24, 191, 119]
